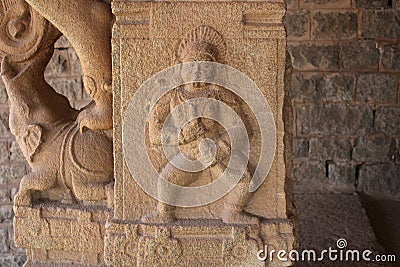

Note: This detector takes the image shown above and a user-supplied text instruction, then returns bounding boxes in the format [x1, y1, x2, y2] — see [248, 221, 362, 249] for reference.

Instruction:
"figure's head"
[176, 25, 226, 92]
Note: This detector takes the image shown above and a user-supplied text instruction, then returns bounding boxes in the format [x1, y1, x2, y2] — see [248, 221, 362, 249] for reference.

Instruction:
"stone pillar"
[105, 1, 295, 266]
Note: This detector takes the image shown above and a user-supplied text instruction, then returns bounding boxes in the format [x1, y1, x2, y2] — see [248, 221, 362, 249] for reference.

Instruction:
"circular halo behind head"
[176, 25, 227, 63]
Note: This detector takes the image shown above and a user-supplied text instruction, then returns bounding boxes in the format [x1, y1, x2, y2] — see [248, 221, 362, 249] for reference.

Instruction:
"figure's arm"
[232, 100, 254, 140]
[219, 91, 254, 142]
[148, 98, 171, 146]
[214, 90, 255, 163]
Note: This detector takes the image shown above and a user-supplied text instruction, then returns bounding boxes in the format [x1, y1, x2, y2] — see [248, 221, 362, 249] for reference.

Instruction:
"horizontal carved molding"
[112, 2, 285, 39]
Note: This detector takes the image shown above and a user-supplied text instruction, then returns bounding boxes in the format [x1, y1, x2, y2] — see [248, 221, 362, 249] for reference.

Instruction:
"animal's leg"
[14, 171, 57, 205]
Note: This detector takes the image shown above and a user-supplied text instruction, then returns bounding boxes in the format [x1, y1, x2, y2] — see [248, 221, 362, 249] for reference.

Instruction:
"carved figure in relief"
[0, 0, 113, 205]
[142, 25, 258, 224]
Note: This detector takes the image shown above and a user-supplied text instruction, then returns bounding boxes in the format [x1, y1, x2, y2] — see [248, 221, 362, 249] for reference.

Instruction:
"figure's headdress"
[176, 25, 227, 63]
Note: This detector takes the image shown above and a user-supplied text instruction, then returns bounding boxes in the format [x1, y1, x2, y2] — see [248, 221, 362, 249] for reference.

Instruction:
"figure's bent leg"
[142, 162, 200, 223]
[222, 169, 259, 224]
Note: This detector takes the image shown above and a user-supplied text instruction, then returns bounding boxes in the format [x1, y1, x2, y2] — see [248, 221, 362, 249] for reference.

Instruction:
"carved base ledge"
[105, 219, 295, 267]
[13, 203, 111, 266]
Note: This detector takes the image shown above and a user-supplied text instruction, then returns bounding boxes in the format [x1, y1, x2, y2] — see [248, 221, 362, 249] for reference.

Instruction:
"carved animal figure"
[0, 0, 113, 205]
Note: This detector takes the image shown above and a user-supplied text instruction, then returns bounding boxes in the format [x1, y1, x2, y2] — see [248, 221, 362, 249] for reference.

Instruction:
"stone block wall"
[286, 0, 400, 198]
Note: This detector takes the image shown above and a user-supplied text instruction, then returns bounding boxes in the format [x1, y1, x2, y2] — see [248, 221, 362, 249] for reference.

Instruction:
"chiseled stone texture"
[0, 110, 10, 137]
[0, 141, 9, 163]
[284, 10, 310, 39]
[292, 138, 309, 159]
[358, 164, 400, 199]
[299, 0, 351, 9]
[296, 103, 373, 136]
[290, 73, 324, 101]
[352, 137, 395, 163]
[286, 0, 298, 9]
[294, 161, 326, 185]
[13, 204, 109, 266]
[340, 41, 380, 70]
[324, 73, 354, 101]
[10, 142, 25, 162]
[0, 83, 7, 104]
[0, 255, 27, 267]
[288, 44, 340, 70]
[294, 161, 356, 193]
[356, 73, 397, 103]
[0, 228, 9, 253]
[355, 0, 390, 8]
[375, 107, 400, 135]
[312, 11, 358, 40]
[44, 49, 70, 76]
[395, 0, 400, 9]
[361, 10, 400, 39]
[295, 193, 383, 266]
[327, 163, 355, 192]
[0, 206, 13, 224]
[309, 138, 351, 161]
[381, 43, 400, 71]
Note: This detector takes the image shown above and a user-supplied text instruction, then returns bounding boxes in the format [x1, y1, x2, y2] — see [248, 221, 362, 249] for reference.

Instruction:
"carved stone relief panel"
[112, 0, 290, 222]
[107, 1, 295, 266]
